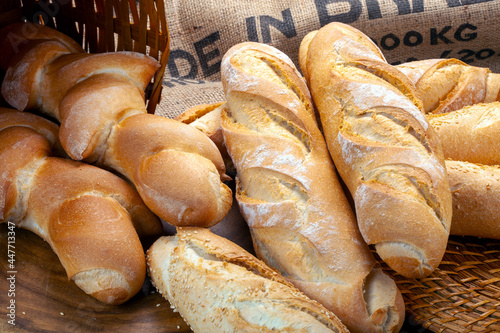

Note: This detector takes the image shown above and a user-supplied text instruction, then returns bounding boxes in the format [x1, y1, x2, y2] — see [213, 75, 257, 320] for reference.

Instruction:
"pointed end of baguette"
[364, 268, 405, 333]
[375, 242, 435, 279]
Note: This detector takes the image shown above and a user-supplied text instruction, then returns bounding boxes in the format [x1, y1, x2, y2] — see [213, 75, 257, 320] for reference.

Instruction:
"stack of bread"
[1, 19, 500, 333]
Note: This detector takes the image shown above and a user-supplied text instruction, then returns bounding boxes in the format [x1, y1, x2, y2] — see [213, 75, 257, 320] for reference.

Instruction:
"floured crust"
[147, 227, 349, 333]
[300, 22, 452, 279]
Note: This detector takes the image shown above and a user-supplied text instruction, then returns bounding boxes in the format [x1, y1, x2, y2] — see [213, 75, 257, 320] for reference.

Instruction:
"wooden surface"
[0, 183, 432, 333]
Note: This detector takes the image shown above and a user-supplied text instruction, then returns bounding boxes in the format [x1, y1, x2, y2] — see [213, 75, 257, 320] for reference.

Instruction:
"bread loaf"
[0, 108, 162, 305]
[220, 42, 404, 332]
[147, 227, 349, 333]
[397, 58, 500, 114]
[299, 22, 453, 279]
[427, 102, 500, 165]
[0, 22, 232, 228]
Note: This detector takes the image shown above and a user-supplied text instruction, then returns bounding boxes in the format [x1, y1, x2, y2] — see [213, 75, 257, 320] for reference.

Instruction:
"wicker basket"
[0, 0, 170, 114]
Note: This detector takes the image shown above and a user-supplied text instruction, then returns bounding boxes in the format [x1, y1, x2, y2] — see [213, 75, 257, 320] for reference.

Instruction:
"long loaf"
[446, 160, 500, 239]
[220, 42, 404, 332]
[299, 22, 453, 279]
[425, 101, 500, 239]
[427, 102, 500, 165]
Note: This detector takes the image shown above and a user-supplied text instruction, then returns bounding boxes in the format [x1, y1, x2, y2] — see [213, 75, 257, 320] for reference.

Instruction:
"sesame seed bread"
[147, 227, 349, 333]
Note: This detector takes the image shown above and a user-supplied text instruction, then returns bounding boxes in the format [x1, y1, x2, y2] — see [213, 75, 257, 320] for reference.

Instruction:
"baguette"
[427, 102, 500, 165]
[147, 227, 349, 333]
[299, 22, 452, 279]
[0, 22, 232, 228]
[220, 42, 404, 332]
[396, 58, 500, 114]
[0, 108, 162, 305]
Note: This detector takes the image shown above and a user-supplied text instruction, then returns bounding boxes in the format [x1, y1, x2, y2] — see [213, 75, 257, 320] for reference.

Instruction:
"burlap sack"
[156, 0, 500, 118]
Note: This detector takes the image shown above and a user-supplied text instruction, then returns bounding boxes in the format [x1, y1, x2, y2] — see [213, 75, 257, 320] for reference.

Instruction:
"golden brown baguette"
[0, 22, 232, 228]
[220, 42, 404, 332]
[299, 22, 452, 279]
[0, 108, 162, 305]
[427, 102, 500, 165]
[446, 160, 500, 239]
[397, 58, 500, 114]
[147, 227, 349, 333]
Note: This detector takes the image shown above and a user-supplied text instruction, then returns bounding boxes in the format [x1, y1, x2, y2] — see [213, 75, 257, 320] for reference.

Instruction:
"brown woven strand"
[380, 236, 500, 333]
[0, 0, 169, 114]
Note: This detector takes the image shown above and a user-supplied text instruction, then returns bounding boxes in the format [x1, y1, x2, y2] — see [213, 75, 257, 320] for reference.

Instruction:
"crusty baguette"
[427, 102, 500, 165]
[220, 42, 404, 332]
[299, 22, 452, 279]
[446, 160, 500, 239]
[0, 22, 232, 228]
[147, 227, 349, 333]
[397, 58, 500, 114]
[0, 108, 162, 305]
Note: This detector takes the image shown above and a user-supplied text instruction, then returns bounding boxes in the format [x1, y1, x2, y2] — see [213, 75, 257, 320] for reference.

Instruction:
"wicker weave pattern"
[382, 236, 500, 333]
[0, 0, 170, 113]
